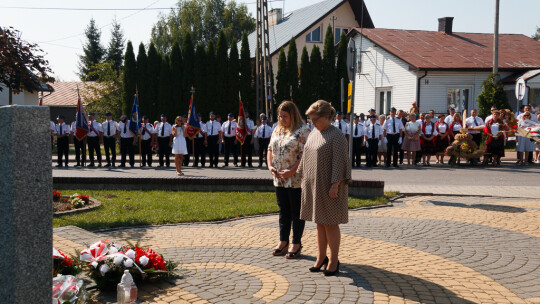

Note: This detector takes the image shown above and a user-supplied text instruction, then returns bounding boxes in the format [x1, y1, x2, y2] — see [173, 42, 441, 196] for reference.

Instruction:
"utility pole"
[329, 16, 337, 33]
[256, 0, 272, 118]
[493, 0, 500, 83]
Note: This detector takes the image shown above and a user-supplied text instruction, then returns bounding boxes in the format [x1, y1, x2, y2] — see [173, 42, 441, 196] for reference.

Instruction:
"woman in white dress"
[172, 116, 188, 176]
[516, 112, 537, 165]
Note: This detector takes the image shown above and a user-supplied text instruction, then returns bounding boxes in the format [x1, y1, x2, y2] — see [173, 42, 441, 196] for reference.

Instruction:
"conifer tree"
[146, 43, 162, 119]
[105, 18, 125, 75]
[205, 40, 217, 116]
[228, 39, 240, 109]
[275, 48, 288, 104]
[322, 24, 336, 104]
[287, 37, 299, 102]
[240, 32, 254, 112]
[193, 42, 208, 115]
[182, 33, 195, 109]
[157, 56, 172, 119]
[122, 41, 137, 115]
[310, 45, 323, 102]
[78, 18, 105, 81]
[298, 46, 311, 114]
[169, 42, 183, 117]
[215, 30, 229, 115]
[136, 43, 148, 116]
[336, 31, 349, 112]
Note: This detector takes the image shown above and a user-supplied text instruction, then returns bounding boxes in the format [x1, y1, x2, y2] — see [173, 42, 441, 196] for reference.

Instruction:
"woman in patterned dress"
[268, 101, 311, 259]
[300, 100, 351, 276]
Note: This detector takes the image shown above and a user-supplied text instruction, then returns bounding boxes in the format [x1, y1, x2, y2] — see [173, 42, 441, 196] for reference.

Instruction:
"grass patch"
[53, 189, 391, 230]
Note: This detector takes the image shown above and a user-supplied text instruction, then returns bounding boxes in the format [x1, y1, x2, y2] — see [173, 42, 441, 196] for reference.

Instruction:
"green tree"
[136, 43, 148, 117]
[321, 24, 336, 104]
[193, 42, 208, 115]
[83, 62, 123, 120]
[477, 73, 510, 118]
[150, 0, 255, 54]
[122, 41, 137, 115]
[336, 31, 349, 112]
[157, 56, 172, 119]
[310, 45, 323, 102]
[146, 43, 162, 120]
[169, 42, 183, 117]
[298, 46, 311, 114]
[275, 48, 289, 104]
[533, 26, 540, 41]
[0, 26, 55, 104]
[181, 32, 195, 108]
[228, 39, 240, 108]
[205, 40, 217, 115]
[78, 18, 105, 81]
[287, 37, 299, 103]
[105, 18, 125, 75]
[239, 32, 255, 112]
[215, 30, 229, 115]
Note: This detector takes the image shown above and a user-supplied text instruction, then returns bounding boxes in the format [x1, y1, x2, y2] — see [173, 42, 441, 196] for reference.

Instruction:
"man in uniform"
[241, 111, 256, 167]
[118, 115, 136, 167]
[193, 116, 207, 167]
[70, 114, 86, 167]
[333, 111, 350, 143]
[139, 115, 155, 167]
[255, 116, 272, 167]
[364, 109, 377, 127]
[156, 114, 173, 167]
[382, 107, 404, 168]
[87, 113, 103, 167]
[221, 113, 238, 167]
[351, 114, 365, 168]
[102, 112, 118, 167]
[55, 115, 70, 168]
[205, 112, 222, 168]
[365, 115, 383, 167]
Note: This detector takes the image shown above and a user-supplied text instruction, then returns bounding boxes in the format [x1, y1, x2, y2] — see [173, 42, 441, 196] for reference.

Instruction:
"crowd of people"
[50, 103, 540, 172]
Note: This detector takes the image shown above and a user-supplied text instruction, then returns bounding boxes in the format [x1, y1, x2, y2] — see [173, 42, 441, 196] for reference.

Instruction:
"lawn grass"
[53, 189, 392, 230]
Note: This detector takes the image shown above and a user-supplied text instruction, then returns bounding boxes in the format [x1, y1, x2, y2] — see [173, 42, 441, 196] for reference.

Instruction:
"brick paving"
[54, 195, 540, 303]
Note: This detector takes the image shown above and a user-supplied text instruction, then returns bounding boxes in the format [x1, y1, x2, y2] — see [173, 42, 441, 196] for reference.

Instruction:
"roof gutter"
[416, 71, 428, 109]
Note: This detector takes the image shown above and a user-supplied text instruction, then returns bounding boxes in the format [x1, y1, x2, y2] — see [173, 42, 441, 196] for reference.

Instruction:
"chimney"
[438, 17, 454, 34]
[269, 8, 282, 26]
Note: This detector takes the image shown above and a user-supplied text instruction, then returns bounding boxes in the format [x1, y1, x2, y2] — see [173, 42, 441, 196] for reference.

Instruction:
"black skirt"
[435, 136, 450, 153]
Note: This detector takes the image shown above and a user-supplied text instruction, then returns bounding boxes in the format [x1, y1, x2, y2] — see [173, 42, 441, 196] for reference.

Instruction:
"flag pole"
[136, 88, 141, 166]
[191, 86, 196, 157]
[239, 91, 243, 161]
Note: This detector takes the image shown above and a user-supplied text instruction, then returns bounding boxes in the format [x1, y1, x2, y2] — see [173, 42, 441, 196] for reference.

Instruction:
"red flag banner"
[74, 94, 90, 141]
[236, 100, 247, 144]
[185, 94, 200, 140]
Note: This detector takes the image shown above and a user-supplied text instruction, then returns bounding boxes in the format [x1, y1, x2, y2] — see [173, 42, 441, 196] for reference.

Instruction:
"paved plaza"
[54, 195, 540, 304]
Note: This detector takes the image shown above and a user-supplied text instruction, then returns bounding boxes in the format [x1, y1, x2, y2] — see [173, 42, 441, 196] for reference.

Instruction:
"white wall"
[0, 84, 40, 106]
[352, 35, 417, 114]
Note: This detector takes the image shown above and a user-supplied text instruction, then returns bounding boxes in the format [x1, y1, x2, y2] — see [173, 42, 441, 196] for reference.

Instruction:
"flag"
[347, 81, 352, 113]
[185, 94, 200, 140]
[129, 94, 140, 136]
[74, 94, 89, 141]
[236, 100, 247, 144]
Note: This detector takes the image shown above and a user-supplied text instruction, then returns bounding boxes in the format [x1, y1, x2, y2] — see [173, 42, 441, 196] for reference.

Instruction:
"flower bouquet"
[53, 248, 82, 276]
[77, 239, 178, 290]
[53, 190, 63, 201]
[52, 274, 88, 304]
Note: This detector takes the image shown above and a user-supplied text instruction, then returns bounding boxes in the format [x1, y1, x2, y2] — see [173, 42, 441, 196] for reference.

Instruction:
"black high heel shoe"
[272, 241, 289, 256]
[309, 256, 329, 272]
[323, 260, 340, 276]
[285, 244, 302, 259]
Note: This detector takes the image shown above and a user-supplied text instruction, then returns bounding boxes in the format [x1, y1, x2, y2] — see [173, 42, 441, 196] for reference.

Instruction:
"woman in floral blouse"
[268, 101, 311, 259]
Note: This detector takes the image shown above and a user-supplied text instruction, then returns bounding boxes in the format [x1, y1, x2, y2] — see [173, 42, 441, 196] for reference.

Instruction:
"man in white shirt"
[382, 107, 404, 168]
[429, 110, 438, 123]
[156, 114, 173, 167]
[55, 115, 71, 168]
[221, 113, 238, 167]
[485, 106, 498, 122]
[517, 104, 538, 122]
[333, 111, 350, 142]
[102, 112, 118, 167]
[241, 111, 256, 167]
[445, 107, 456, 125]
[193, 116, 207, 167]
[50, 120, 56, 145]
[118, 115, 137, 168]
[255, 116, 273, 167]
[364, 109, 377, 127]
[205, 112, 222, 168]
[87, 113, 103, 167]
[351, 114, 365, 168]
[139, 115, 155, 167]
[365, 115, 383, 167]
[465, 109, 485, 147]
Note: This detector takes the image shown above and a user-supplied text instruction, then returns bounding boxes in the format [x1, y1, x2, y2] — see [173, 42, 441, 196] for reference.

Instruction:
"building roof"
[502, 69, 540, 84]
[41, 81, 97, 107]
[350, 28, 540, 71]
[243, 0, 373, 58]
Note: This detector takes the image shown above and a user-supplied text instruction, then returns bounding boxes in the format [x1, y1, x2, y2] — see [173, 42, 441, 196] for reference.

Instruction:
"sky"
[1, 0, 539, 82]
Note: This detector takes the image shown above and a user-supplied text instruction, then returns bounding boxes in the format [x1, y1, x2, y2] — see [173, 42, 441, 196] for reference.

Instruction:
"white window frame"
[334, 28, 349, 44]
[306, 26, 322, 43]
[376, 87, 392, 115]
[447, 87, 472, 113]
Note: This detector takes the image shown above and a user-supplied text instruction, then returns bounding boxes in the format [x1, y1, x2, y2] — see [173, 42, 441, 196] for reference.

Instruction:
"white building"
[349, 17, 540, 116]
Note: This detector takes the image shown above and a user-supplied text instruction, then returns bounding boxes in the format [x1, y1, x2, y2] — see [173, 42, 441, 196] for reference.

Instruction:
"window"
[334, 28, 349, 44]
[447, 88, 470, 112]
[306, 26, 321, 42]
[377, 89, 392, 114]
